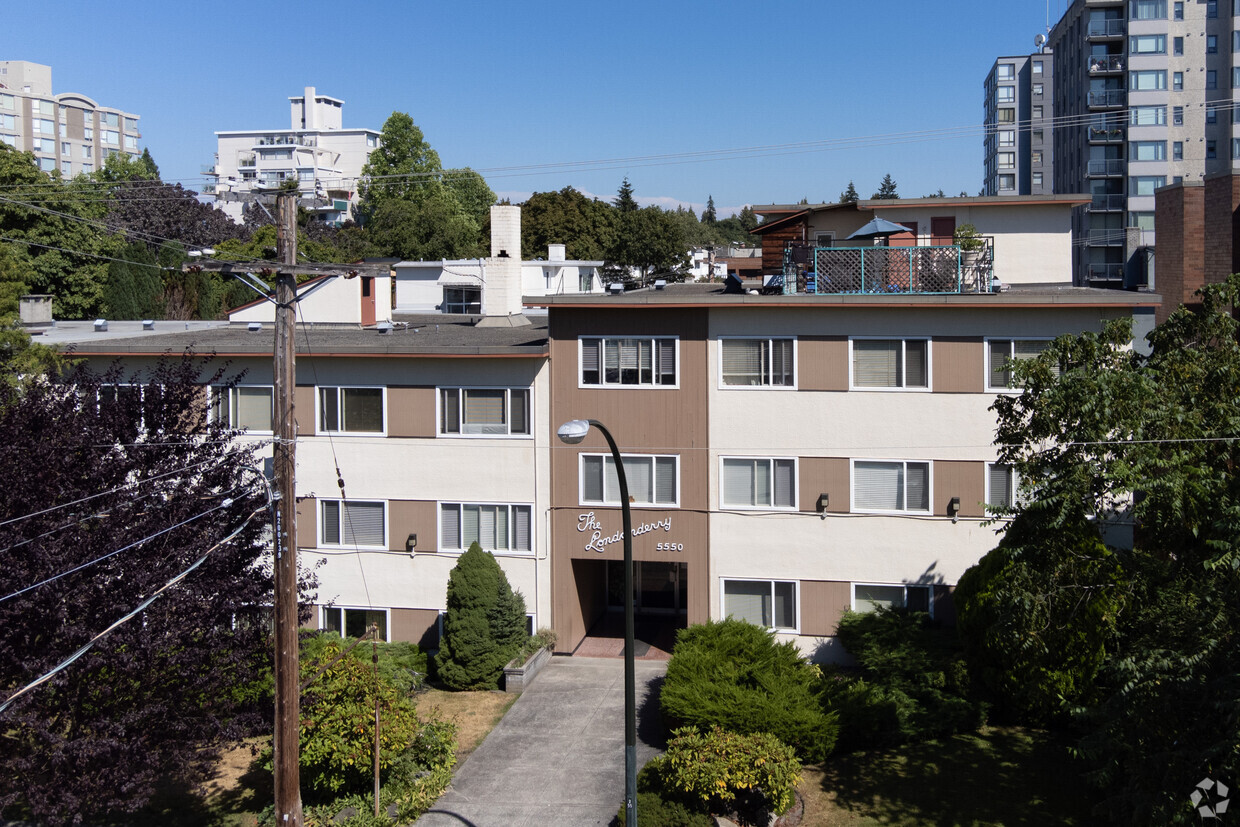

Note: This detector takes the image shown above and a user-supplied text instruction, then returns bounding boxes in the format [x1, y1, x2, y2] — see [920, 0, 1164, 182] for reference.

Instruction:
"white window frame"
[320, 605, 390, 641]
[211, 385, 274, 434]
[814, 231, 836, 248]
[719, 456, 797, 511]
[319, 499, 387, 548]
[850, 459, 933, 515]
[717, 337, 797, 389]
[985, 462, 1020, 516]
[438, 501, 534, 554]
[720, 578, 799, 632]
[437, 386, 531, 438]
[316, 385, 386, 436]
[578, 453, 680, 508]
[851, 583, 934, 617]
[848, 337, 932, 391]
[578, 336, 680, 389]
[985, 338, 1054, 392]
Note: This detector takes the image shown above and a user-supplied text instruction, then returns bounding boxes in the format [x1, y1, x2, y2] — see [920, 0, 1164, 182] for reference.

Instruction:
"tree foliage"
[839, 181, 860, 203]
[614, 176, 638, 213]
[956, 276, 1240, 823]
[519, 187, 617, 261]
[871, 173, 899, 199]
[0, 356, 311, 824]
[358, 112, 442, 208]
[701, 196, 716, 224]
[434, 543, 527, 690]
[610, 205, 688, 283]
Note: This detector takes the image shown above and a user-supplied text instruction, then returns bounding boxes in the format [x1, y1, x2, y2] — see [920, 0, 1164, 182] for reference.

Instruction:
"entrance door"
[931, 217, 956, 246]
[360, 277, 376, 326]
[888, 221, 917, 247]
[606, 561, 687, 614]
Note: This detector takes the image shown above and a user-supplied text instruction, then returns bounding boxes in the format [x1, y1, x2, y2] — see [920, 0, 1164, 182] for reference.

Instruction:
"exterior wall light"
[405, 533, 417, 553]
[948, 496, 961, 523]
[816, 493, 830, 514]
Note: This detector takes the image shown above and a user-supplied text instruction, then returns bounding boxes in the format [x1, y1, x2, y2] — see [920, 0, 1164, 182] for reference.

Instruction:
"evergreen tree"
[435, 543, 527, 690]
[103, 241, 164, 320]
[737, 205, 758, 233]
[839, 181, 860, 203]
[615, 177, 638, 213]
[138, 148, 160, 180]
[871, 174, 899, 200]
[702, 195, 717, 224]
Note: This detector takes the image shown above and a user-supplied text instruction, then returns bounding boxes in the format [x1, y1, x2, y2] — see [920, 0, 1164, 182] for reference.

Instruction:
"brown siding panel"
[799, 457, 851, 513]
[388, 500, 438, 552]
[798, 336, 848, 392]
[388, 386, 436, 438]
[391, 607, 442, 648]
[934, 460, 986, 518]
[295, 385, 316, 436]
[932, 337, 984, 393]
[800, 581, 852, 636]
[297, 496, 317, 547]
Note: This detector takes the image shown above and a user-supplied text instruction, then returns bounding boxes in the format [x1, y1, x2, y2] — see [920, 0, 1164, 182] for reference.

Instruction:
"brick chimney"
[476, 205, 531, 327]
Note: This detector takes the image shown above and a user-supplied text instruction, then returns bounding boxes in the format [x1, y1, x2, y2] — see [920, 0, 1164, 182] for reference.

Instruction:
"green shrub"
[302, 632, 428, 695]
[824, 608, 987, 750]
[617, 792, 714, 827]
[435, 542, 527, 690]
[651, 726, 801, 817]
[660, 618, 837, 762]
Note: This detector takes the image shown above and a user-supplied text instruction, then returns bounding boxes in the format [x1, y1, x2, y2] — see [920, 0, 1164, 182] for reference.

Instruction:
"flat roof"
[528, 282, 1161, 309]
[43, 315, 549, 358]
[753, 194, 1091, 214]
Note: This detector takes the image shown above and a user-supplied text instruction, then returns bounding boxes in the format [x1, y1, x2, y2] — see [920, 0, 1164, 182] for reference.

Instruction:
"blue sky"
[6, 1, 1069, 217]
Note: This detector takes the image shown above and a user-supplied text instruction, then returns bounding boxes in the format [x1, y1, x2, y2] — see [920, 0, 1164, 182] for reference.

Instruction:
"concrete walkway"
[416, 656, 668, 827]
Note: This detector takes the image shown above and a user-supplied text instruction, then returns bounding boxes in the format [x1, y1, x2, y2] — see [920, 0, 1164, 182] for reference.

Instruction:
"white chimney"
[19, 294, 53, 327]
[476, 205, 531, 327]
[303, 86, 316, 130]
[548, 243, 566, 262]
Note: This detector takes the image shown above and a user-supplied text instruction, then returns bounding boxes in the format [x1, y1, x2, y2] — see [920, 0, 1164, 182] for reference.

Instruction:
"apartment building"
[0, 60, 141, 178]
[207, 87, 380, 225]
[1044, 0, 1240, 287]
[983, 52, 1056, 196]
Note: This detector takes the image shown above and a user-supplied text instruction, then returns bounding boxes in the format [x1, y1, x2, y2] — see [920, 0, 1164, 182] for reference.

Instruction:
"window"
[82, 163, 92, 174]
[996, 64, 1015, 81]
[83, 126, 93, 141]
[1233, 138, 1240, 159]
[34, 138, 54, 154]
[1131, 175, 1167, 196]
[997, 108, 1015, 124]
[1131, 140, 1167, 161]
[852, 460, 931, 513]
[366, 135, 378, 147]
[1173, 105, 1184, 125]
[1130, 70, 1167, 91]
[1208, 35, 1219, 53]
[321, 606, 388, 640]
[124, 135, 137, 150]
[998, 174, 1016, 190]
[35, 118, 54, 134]
[1175, 36, 1185, 55]
[0, 94, 12, 110]
[814, 231, 836, 247]
[1234, 31, 1240, 52]
[580, 454, 678, 507]
[720, 338, 794, 387]
[1173, 141, 1184, 160]
[318, 386, 384, 433]
[101, 112, 119, 127]
[998, 152, 1016, 169]
[1173, 72, 1184, 91]
[1032, 83, 1044, 96]
[1130, 0, 1167, 17]
[721, 458, 796, 509]
[1173, 0, 1184, 18]
[997, 86, 1015, 103]
[1208, 71, 1219, 90]
[1032, 129, 1044, 143]
[852, 584, 932, 614]
[0, 135, 13, 148]
[261, 149, 292, 160]
[320, 499, 385, 547]
[1031, 150, 1043, 165]
[1032, 60, 1043, 75]
[851, 339, 929, 389]
[60, 141, 70, 157]
[1032, 171, 1043, 188]
[987, 463, 1018, 514]
[103, 130, 119, 145]
[988, 339, 1055, 389]
[36, 158, 55, 172]
[1131, 105, 1167, 126]
[1208, 106, 1219, 124]
[61, 162, 71, 177]
[1032, 105, 1044, 119]
[440, 503, 532, 552]
[0, 114, 12, 130]
[1208, 140, 1218, 159]
[1208, 0, 1218, 17]
[579, 270, 594, 292]
[580, 336, 677, 387]
[211, 386, 274, 431]
[722, 580, 796, 631]
[998, 130, 1015, 147]
[1130, 34, 1167, 54]
[1234, 67, 1240, 88]
[439, 387, 529, 436]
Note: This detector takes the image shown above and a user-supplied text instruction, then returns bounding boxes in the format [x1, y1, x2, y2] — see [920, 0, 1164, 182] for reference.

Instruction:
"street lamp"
[557, 418, 637, 827]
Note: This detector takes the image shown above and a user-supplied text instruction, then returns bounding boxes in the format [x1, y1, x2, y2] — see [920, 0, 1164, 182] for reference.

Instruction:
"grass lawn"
[797, 726, 1094, 827]
[127, 689, 516, 826]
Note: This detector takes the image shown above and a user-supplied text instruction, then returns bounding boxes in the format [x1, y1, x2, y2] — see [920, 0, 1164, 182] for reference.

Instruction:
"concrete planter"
[504, 646, 552, 693]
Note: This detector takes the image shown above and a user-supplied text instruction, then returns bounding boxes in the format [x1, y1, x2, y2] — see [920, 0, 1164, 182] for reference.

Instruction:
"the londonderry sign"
[576, 511, 685, 554]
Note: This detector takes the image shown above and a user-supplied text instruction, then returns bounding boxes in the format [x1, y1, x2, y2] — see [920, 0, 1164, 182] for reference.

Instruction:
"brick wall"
[1203, 173, 1240, 289]
[1154, 182, 1205, 324]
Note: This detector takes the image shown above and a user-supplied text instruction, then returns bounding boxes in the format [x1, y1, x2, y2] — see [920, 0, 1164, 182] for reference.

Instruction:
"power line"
[0, 235, 170, 271]
[0, 505, 267, 716]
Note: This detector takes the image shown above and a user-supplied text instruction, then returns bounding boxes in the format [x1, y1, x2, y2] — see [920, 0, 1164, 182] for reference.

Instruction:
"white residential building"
[207, 87, 380, 225]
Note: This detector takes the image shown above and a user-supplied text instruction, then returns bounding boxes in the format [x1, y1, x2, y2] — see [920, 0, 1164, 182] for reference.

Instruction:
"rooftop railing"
[786, 241, 995, 295]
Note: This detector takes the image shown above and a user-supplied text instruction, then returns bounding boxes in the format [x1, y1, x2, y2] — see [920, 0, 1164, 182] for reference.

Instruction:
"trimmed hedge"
[660, 618, 837, 762]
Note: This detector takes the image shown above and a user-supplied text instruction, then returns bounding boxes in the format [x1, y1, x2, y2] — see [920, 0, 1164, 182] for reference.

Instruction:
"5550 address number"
[656, 542, 685, 552]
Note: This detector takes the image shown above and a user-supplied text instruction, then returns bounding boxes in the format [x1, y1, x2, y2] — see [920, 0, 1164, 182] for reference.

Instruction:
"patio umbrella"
[846, 216, 915, 240]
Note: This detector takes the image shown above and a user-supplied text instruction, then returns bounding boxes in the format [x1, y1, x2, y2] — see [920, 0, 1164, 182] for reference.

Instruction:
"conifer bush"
[660, 618, 837, 762]
[434, 543, 527, 690]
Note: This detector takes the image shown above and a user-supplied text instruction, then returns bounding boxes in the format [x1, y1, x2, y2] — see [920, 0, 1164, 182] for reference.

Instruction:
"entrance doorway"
[607, 560, 688, 614]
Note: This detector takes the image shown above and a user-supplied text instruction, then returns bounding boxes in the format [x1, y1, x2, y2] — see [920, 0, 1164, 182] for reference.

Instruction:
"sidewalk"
[416, 656, 668, 827]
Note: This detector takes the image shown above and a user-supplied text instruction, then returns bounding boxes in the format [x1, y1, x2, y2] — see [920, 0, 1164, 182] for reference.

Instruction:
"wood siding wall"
[800, 580, 852, 636]
[760, 222, 806, 273]
[387, 387, 437, 438]
[388, 500, 438, 552]
[798, 457, 851, 513]
[933, 460, 986, 518]
[798, 336, 849, 391]
[931, 337, 984, 393]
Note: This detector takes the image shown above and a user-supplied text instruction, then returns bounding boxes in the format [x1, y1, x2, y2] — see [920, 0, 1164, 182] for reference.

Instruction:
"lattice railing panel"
[813, 246, 968, 294]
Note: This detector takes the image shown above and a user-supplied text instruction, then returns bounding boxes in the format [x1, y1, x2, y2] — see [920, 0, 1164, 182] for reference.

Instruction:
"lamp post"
[557, 418, 637, 827]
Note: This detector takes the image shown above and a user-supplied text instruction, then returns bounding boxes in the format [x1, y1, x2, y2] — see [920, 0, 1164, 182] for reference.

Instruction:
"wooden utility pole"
[272, 192, 303, 826]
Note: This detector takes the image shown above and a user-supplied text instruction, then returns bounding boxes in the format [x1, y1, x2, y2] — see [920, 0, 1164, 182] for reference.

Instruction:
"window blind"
[771, 340, 794, 385]
[658, 339, 676, 384]
[855, 584, 905, 613]
[854, 461, 903, 510]
[234, 386, 272, 430]
[904, 340, 928, 387]
[342, 388, 383, 432]
[989, 464, 1013, 508]
[509, 390, 528, 435]
[989, 340, 1012, 387]
[722, 340, 763, 385]
[513, 506, 531, 551]
[854, 340, 900, 387]
[583, 455, 604, 502]
[723, 459, 756, 505]
[723, 580, 772, 626]
[440, 389, 460, 433]
[462, 504, 480, 547]
[906, 462, 930, 511]
[773, 459, 795, 508]
[581, 339, 600, 383]
[655, 458, 677, 504]
[463, 389, 506, 434]
[441, 504, 460, 548]
[322, 500, 341, 544]
[341, 501, 384, 546]
[773, 582, 796, 629]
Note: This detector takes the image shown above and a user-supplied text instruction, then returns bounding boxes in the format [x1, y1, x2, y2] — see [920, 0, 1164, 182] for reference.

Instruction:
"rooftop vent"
[609, 283, 624, 295]
[93, 319, 107, 332]
[247, 322, 262, 332]
[142, 319, 155, 330]
[376, 321, 395, 334]
[654, 279, 667, 291]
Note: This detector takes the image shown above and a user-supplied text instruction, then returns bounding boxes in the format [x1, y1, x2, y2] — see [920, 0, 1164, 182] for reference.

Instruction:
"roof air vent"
[609, 283, 624, 295]
[142, 319, 155, 330]
[247, 322, 262, 332]
[93, 319, 107, 332]
[654, 280, 667, 290]
[376, 321, 394, 335]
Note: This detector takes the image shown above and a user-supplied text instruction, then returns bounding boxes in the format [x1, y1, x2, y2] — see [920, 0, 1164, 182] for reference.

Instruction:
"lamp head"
[557, 419, 590, 445]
